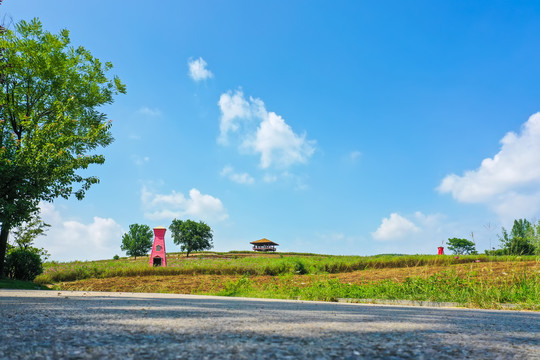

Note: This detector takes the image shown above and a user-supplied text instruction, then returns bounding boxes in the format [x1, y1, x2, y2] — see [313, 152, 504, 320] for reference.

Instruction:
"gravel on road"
[1, 290, 539, 359]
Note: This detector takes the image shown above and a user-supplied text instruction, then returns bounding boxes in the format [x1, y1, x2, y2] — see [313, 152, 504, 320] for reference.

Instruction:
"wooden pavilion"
[250, 238, 279, 252]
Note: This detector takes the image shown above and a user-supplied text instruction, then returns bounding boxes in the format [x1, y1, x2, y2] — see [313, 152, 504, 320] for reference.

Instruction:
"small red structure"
[149, 227, 167, 267]
[250, 238, 279, 252]
[437, 246, 444, 255]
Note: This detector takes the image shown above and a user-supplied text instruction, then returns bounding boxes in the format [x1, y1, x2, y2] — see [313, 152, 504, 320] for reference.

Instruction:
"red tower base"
[149, 227, 167, 267]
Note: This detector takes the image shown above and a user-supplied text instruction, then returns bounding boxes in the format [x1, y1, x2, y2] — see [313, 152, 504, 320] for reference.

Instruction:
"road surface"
[1, 290, 539, 359]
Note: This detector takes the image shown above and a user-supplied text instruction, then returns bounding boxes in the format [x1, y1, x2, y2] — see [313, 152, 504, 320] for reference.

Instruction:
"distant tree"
[446, 238, 477, 255]
[533, 221, 540, 255]
[499, 219, 536, 255]
[10, 212, 50, 261]
[511, 219, 532, 239]
[169, 219, 213, 257]
[120, 224, 153, 259]
[11, 213, 49, 248]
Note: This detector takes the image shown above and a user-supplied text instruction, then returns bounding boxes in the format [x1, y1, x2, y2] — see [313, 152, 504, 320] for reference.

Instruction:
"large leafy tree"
[120, 224, 153, 259]
[446, 237, 476, 255]
[169, 219, 213, 257]
[0, 18, 125, 276]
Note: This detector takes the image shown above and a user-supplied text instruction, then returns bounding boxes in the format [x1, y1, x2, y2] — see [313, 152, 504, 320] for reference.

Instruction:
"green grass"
[209, 270, 540, 310]
[35, 253, 537, 283]
[0, 278, 50, 290]
[26, 252, 540, 309]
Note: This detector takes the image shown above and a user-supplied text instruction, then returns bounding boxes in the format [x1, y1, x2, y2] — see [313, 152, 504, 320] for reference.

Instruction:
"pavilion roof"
[250, 238, 279, 246]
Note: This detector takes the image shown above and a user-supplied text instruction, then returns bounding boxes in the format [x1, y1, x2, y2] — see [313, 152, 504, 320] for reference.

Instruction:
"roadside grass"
[0, 278, 50, 290]
[210, 270, 540, 310]
[34, 253, 536, 284]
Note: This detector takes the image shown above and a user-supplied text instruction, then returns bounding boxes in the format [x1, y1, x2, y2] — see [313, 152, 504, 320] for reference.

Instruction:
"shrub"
[485, 249, 505, 256]
[4, 249, 43, 281]
[291, 258, 309, 275]
[113, 255, 120, 260]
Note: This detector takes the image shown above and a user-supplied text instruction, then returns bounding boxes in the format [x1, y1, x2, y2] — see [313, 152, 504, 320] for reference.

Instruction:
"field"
[34, 252, 540, 310]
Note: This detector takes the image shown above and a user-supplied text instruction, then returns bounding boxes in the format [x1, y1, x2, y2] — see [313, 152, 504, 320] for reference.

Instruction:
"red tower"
[437, 246, 444, 255]
[149, 227, 167, 267]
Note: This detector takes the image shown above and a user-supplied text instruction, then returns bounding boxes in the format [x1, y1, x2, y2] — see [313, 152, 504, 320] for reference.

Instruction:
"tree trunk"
[0, 222, 10, 278]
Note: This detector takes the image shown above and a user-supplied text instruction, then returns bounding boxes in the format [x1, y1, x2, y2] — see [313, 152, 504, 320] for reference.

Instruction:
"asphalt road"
[1, 290, 539, 359]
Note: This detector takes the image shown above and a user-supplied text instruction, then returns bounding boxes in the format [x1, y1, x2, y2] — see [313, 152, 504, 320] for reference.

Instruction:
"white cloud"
[131, 155, 150, 166]
[35, 203, 125, 262]
[220, 165, 255, 185]
[141, 186, 228, 222]
[370, 211, 457, 254]
[218, 90, 315, 169]
[438, 112, 540, 220]
[372, 213, 420, 241]
[490, 192, 540, 223]
[244, 111, 315, 169]
[217, 90, 255, 144]
[137, 107, 162, 117]
[188, 57, 214, 82]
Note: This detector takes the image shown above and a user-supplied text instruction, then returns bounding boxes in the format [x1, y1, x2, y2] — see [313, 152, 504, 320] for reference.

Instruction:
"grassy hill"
[26, 252, 540, 310]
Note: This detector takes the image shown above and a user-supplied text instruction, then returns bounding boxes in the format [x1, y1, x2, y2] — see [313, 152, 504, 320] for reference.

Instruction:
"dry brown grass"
[334, 260, 540, 283]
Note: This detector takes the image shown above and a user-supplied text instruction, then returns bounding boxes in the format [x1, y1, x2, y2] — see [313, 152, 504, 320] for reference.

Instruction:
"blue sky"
[3, 1, 540, 261]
